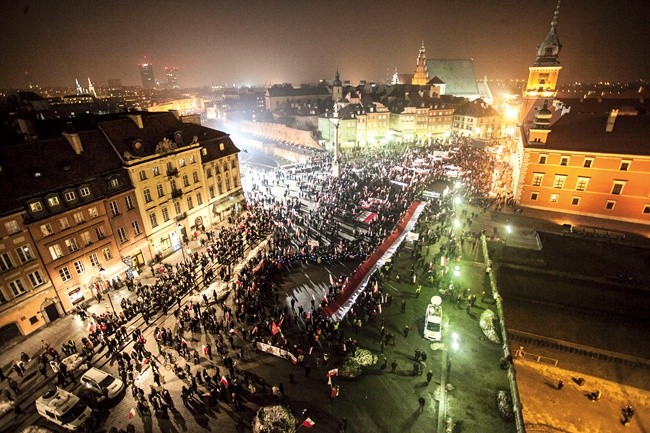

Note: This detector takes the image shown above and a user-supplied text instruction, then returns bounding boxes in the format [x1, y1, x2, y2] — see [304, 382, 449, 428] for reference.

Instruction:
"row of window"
[28, 186, 92, 213]
[109, 195, 135, 216]
[58, 249, 111, 282]
[0, 269, 46, 304]
[532, 173, 627, 195]
[138, 156, 198, 181]
[0, 245, 35, 272]
[48, 226, 107, 261]
[538, 154, 631, 171]
[39, 207, 101, 237]
[149, 193, 204, 228]
[116, 221, 142, 244]
[530, 192, 650, 213]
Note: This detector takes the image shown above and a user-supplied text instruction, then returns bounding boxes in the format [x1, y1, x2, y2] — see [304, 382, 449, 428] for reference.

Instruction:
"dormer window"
[34, 172, 42, 178]
[47, 196, 60, 207]
[29, 202, 43, 212]
[219, 143, 225, 151]
[109, 177, 120, 189]
[79, 186, 91, 197]
[64, 191, 76, 201]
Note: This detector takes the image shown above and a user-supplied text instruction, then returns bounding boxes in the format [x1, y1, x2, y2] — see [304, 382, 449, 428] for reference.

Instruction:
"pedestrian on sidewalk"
[415, 285, 422, 298]
[426, 370, 433, 384]
[401, 300, 407, 313]
[418, 396, 426, 413]
[391, 360, 398, 373]
[403, 325, 409, 337]
[557, 380, 564, 390]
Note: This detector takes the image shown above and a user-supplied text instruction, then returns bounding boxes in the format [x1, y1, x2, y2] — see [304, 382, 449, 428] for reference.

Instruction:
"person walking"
[401, 300, 406, 313]
[557, 380, 564, 390]
[7, 377, 20, 395]
[418, 396, 426, 413]
[426, 370, 433, 384]
[403, 325, 410, 337]
[391, 360, 398, 373]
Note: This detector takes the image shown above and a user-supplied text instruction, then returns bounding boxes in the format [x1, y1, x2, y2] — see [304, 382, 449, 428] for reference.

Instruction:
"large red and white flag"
[271, 321, 280, 335]
[220, 376, 229, 388]
[327, 368, 339, 377]
[301, 418, 315, 428]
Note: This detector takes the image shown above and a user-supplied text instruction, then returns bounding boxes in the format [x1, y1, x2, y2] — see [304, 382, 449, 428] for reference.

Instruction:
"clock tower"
[521, 0, 562, 122]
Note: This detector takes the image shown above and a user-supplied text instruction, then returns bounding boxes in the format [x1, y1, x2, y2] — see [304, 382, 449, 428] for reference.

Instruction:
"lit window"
[47, 196, 60, 207]
[530, 192, 538, 201]
[64, 191, 76, 201]
[65, 238, 79, 253]
[89, 253, 100, 267]
[583, 158, 593, 168]
[620, 160, 630, 171]
[74, 260, 86, 274]
[575, 177, 589, 191]
[611, 181, 625, 195]
[532, 173, 544, 187]
[560, 156, 569, 166]
[179, 158, 186, 167]
[88, 207, 99, 218]
[28, 271, 45, 288]
[4, 220, 20, 234]
[571, 197, 581, 206]
[49, 244, 64, 260]
[550, 194, 559, 203]
[40, 224, 54, 237]
[143, 189, 152, 203]
[606, 200, 616, 210]
[59, 267, 72, 282]
[73, 212, 85, 224]
[80, 231, 91, 246]
[8, 279, 27, 296]
[102, 247, 112, 261]
[553, 175, 567, 189]
[0, 252, 14, 271]
[79, 187, 91, 197]
[109, 178, 120, 189]
[16, 245, 33, 263]
[189, 155, 195, 164]
[152, 166, 160, 176]
[30, 202, 43, 212]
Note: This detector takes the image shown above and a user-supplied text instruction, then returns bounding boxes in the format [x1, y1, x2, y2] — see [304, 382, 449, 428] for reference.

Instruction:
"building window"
[0, 252, 14, 271]
[8, 279, 27, 297]
[550, 194, 559, 203]
[47, 196, 60, 207]
[152, 166, 160, 177]
[530, 192, 539, 201]
[553, 175, 566, 189]
[65, 238, 79, 253]
[197, 193, 203, 206]
[89, 253, 100, 267]
[28, 271, 45, 288]
[109, 178, 120, 189]
[149, 212, 158, 228]
[58, 217, 70, 230]
[109, 201, 120, 216]
[225, 178, 231, 190]
[30, 202, 43, 212]
[571, 197, 581, 206]
[193, 171, 199, 183]
[643, 205, 650, 214]
[16, 245, 33, 263]
[209, 186, 215, 199]
[132, 220, 141, 236]
[73, 212, 85, 224]
[187, 196, 194, 210]
[64, 191, 76, 201]
[174, 201, 182, 215]
[575, 177, 590, 191]
[40, 223, 54, 236]
[4, 220, 20, 235]
[207, 168, 212, 178]
[59, 267, 72, 282]
[233, 177, 239, 188]
[74, 260, 86, 274]
[189, 155, 196, 164]
[231, 159, 236, 169]
[88, 207, 99, 218]
[102, 247, 112, 261]
[559, 156, 569, 166]
[117, 227, 127, 243]
[95, 226, 106, 239]
[183, 175, 190, 187]
[606, 200, 616, 210]
[49, 244, 64, 260]
[162, 207, 170, 222]
[179, 158, 186, 167]
[125, 195, 135, 210]
[143, 189, 152, 203]
[620, 160, 630, 171]
[139, 170, 148, 181]
[583, 158, 593, 168]
[80, 231, 91, 246]
[611, 181, 625, 195]
[532, 173, 544, 187]
[80, 187, 91, 197]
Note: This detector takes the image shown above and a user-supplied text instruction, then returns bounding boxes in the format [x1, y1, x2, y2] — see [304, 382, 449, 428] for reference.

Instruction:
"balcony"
[167, 167, 179, 177]
[175, 212, 187, 222]
[171, 188, 183, 199]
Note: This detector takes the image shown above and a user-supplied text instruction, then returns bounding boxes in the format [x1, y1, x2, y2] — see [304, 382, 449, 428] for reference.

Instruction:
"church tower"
[411, 42, 429, 85]
[522, 1, 562, 121]
[332, 70, 343, 102]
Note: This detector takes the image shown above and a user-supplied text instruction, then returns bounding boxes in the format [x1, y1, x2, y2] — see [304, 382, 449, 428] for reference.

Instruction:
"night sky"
[1, 0, 648, 88]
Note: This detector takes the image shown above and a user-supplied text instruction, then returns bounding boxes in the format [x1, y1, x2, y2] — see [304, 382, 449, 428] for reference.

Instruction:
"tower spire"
[411, 41, 429, 85]
[535, 0, 562, 66]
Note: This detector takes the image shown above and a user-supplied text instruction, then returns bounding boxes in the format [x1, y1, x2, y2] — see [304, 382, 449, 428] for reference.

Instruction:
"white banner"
[256, 341, 297, 364]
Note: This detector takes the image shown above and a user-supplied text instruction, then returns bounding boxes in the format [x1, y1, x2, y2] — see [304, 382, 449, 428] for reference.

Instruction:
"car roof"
[82, 367, 108, 382]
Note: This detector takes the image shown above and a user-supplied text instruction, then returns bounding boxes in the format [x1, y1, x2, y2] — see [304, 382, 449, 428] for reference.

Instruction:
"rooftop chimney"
[62, 131, 84, 154]
[605, 109, 618, 133]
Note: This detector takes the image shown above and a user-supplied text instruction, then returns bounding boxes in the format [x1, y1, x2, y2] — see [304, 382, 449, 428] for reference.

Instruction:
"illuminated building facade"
[411, 42, 429, 85]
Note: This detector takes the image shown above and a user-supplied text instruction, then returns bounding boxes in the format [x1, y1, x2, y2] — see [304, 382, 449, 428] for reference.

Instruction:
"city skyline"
[1, 0, 648, 89]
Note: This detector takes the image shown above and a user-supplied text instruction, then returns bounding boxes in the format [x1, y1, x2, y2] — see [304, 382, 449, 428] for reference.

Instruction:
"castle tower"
[411, 41, 429, 85]
[521, 0, 562, 121]
[527, 100, 552, 144]
[332, 70, 343, 102]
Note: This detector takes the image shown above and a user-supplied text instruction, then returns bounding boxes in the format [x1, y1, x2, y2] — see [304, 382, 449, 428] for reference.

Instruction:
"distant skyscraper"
[139, 63, 155, 89]
[164, 66, 180, 89]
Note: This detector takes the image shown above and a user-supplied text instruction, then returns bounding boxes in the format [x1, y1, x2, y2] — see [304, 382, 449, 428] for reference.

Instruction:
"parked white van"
[424, 296, 443, 342]
[35, 387, 94, 431]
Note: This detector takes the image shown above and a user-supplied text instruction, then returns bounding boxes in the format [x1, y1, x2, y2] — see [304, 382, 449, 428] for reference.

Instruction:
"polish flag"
[271, 322, 280, 335]
[128, 407, 137, 419]
[301, 418, 315, 428]
[327, 368, 339, 377]
[220, 376, 229, 388]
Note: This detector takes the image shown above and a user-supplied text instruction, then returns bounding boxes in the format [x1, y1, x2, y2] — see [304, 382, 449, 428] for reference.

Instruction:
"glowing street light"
[451, 332, 460, 351]
[453, 218, 461, 229]
[453, 265, 461, 277]
[506, 225, 512, 234]
[454, 196, 462, 205]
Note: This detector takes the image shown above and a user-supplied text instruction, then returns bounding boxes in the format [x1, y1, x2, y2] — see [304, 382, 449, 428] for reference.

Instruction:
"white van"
[35, 387, 94, 431]
[424, 296, 443, 342]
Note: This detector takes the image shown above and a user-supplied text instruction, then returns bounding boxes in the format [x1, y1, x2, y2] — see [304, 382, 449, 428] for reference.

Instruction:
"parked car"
[80, 367, 124, 401]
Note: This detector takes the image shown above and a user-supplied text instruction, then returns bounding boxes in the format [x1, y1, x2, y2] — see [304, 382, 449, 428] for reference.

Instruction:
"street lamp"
[99, 267, 116, 316]
[505, 224, 512, 246]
